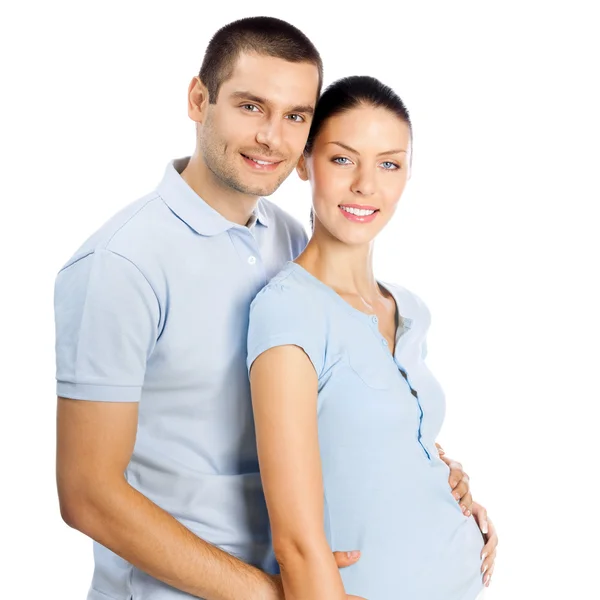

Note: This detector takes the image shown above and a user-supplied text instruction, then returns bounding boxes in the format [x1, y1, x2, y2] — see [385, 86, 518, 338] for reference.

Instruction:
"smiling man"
[54, 16, 496, 600]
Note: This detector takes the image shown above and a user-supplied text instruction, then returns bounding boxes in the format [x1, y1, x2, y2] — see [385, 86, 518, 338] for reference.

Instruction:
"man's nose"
[255, 117, 283, 149]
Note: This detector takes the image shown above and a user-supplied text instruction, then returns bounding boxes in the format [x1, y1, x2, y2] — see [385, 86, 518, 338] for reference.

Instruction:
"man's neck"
[180, 154, 259, 227]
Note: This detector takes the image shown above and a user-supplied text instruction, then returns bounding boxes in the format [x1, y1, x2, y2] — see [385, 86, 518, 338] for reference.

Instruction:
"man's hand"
[471, 502, 498, 588]
[267, 551, 364, 599]
[436, 443, 473, 516]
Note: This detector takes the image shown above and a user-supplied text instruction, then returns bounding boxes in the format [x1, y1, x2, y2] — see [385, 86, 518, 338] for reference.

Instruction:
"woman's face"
[298, 105, 411, 246]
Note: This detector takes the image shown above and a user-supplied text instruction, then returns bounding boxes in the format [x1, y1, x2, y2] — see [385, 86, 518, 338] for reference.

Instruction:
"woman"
[247, 76, 492, 599]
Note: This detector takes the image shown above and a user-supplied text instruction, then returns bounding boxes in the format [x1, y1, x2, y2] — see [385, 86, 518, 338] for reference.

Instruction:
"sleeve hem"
[247, 336, 321, 377]
[57, 381, 142, 402]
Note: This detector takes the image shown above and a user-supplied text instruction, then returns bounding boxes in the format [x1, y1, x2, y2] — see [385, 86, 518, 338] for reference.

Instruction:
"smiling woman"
[248, 76, 486, 600]
[298, 77, 412, 245]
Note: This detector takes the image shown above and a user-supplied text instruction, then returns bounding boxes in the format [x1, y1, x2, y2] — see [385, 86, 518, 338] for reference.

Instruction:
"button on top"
[372, 316, 378, 324]
[247, 256, 257, 265]
[382, 338, 388, 346]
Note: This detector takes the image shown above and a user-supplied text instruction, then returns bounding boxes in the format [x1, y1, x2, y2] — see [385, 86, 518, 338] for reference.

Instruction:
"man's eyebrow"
[328, 141, 407, 156]
[230, 91, 314, 115]
[230, 91, 268, 105]
[291, 104, 315, 116]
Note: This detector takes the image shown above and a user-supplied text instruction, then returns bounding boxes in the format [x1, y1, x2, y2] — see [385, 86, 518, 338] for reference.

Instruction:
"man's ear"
[296, 154, 310, 181]
[188, 76, 210, 124]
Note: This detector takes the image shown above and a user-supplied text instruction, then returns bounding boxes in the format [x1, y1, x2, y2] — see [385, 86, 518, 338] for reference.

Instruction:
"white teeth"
[340, 206, 376, 217]
[246, 155, 275, 165]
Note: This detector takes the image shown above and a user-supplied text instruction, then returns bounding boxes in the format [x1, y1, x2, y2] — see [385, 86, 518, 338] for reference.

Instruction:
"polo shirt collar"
[156, 157, 270, 236]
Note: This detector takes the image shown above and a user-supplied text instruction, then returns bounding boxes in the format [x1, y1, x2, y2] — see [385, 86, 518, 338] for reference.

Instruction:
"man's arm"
[55, 251, 360, 600]
[57, 397, 278, 600]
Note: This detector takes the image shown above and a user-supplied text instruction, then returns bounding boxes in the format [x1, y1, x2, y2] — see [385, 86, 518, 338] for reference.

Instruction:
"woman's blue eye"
[381, 161, 399, 170]
[333, 157, 351, 165]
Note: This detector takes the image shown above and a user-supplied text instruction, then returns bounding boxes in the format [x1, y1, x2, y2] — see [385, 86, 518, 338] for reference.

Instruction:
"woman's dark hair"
[306, 76, 412, 230]
[199, 17, 323, 103]
[304, 75, 411, 155]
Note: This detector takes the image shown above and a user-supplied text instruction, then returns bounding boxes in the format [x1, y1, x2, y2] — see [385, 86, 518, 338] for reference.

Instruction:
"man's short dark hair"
[199, 17, 323, 103]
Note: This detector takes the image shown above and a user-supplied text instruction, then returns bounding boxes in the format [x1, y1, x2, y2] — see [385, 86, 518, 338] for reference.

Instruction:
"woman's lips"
[338, 204, 379, 223]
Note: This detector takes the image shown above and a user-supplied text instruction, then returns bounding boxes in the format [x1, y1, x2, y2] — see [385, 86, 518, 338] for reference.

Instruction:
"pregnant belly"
[325, 458, 485, 599]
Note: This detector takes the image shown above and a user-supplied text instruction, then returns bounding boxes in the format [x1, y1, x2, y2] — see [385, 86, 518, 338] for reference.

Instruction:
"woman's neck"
[295, 231, 381, 305]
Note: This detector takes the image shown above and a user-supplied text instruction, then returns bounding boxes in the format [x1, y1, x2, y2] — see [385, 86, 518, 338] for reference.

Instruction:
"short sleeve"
[54, 248, 160, 402]
[247, 284, 325, 378]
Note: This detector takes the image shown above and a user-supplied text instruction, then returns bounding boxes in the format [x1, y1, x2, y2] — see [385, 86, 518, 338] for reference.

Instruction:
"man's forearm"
[65, 479, 276, 600]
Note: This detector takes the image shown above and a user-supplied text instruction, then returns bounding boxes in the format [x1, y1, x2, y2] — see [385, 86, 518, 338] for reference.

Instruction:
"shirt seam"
[58, 380, 142, 388]
[102, 248, 163, 335]
[72, 248, 161, 385]
[100, 194, 160, 250]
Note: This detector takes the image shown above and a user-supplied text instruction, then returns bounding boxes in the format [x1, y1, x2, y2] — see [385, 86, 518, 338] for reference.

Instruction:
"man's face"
[198, 52, 319, 198]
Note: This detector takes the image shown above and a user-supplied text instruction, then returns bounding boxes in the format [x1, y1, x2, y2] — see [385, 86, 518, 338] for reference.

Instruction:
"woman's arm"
[250, 345, 347, 600]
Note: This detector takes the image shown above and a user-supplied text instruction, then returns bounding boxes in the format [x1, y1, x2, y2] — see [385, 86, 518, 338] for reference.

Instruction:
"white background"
[1, 1, 598, 598]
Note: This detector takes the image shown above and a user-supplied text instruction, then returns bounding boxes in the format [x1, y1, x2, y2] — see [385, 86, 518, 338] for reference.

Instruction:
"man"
[55, 16, 496, 600]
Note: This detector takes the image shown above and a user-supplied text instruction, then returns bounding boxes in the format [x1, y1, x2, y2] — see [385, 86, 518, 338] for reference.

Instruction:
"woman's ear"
[296, 154, 310, 181]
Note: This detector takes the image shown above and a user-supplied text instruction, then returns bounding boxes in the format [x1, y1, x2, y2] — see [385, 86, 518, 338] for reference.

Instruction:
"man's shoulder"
[58, 192, 168, 272]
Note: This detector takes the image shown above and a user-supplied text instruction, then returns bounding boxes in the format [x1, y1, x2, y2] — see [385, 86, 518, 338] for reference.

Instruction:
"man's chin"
[236, 177, 288, 198]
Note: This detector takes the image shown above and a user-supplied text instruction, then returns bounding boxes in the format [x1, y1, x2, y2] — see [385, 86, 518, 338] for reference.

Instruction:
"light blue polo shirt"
[247, 262, 485, 600]
[54, 158, 308, 600]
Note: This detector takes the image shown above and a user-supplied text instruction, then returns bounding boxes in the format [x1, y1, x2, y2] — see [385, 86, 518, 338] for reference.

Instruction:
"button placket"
[397, 366, 430, 460]
[363, 314, 429, 460]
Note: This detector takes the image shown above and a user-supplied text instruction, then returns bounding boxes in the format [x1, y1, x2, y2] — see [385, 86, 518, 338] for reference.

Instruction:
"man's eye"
[242, 104, 260, 112]
[286, 114, 305, 123]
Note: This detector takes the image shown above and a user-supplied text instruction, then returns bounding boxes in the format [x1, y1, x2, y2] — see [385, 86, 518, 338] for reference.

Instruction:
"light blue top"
[54, 158, 307, 600]
[247, 262, 485, 600]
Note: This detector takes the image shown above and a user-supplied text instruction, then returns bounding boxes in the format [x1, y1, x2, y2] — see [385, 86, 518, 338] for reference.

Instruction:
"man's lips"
[240, 153, 284, 172]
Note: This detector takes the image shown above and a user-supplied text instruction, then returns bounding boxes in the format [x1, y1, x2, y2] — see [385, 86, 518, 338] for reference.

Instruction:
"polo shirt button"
[372, 316, 378, 324]
[382, 339, 388, 346]
[248, 256, 257, 265]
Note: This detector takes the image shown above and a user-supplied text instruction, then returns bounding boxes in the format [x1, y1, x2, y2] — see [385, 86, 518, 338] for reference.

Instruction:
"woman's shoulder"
[383, 281, 432, 326]
[250, 262, 316, 314]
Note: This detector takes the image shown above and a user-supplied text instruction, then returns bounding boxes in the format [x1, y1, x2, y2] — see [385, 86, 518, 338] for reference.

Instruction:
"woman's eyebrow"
[327, 141, 407, 156]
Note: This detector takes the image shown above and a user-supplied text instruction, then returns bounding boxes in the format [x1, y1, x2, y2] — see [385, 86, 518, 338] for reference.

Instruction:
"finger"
[472, 504, 489, 536]
[451, 476, 470, 501]
[487, 518, 497, 540]
[481, 550, 496, 575]
[483, 536, 498, 558]
[333, 550, 361, 568]
[435, 442, 445, 455]
[484, 563, 495, 587]
[482, 521, 498, 551]
[482, 527, 498, 550]
[448, 463, 466, 488]
[459, 492, 474, 516]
